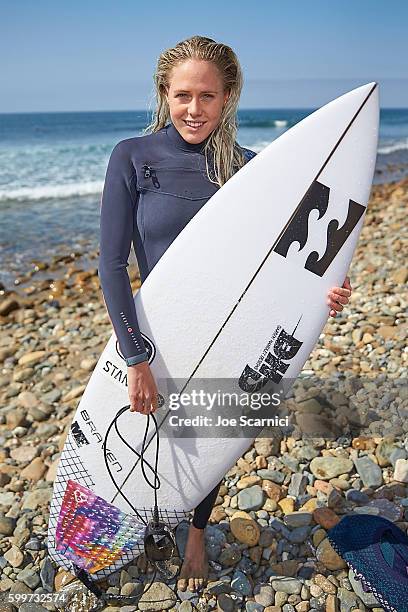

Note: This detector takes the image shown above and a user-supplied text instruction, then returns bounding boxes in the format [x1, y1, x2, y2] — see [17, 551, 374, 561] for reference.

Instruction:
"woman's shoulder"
[112, 129, 165, 156]
[107, 129, 167, 173]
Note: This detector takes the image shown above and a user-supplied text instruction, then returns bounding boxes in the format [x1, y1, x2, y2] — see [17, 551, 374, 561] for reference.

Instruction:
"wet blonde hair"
[144, 35, 247, 186]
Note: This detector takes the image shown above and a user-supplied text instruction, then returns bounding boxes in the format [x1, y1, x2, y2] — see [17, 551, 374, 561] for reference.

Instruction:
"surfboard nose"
[344, 81, 378, 102]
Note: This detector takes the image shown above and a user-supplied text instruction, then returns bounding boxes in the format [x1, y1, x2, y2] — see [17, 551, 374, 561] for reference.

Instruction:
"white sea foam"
[245, 140, 276, 152]
[274, 120, 288, 128]
[0, 181, 104, 203]
[378, 138, 408, 155]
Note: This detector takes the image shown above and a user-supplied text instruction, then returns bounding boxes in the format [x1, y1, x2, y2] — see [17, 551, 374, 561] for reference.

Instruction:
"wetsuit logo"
[273, 180, 365, 276]
[239, 324, 302, 392]
[71, 421, 90, 447]
[115, 333, 156, 364]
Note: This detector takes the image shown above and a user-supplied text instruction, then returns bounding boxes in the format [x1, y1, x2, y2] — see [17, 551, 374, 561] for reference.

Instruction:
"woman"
[98, 35, 352, 593]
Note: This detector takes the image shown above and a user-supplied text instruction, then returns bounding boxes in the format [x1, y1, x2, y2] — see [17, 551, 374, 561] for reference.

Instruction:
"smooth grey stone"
[337, 587, 358, 612]
[270, 577, 302, 595]
[39, 557, 55, 591]
[231, 570, 253, 596]
[345, 489, 370, 504]
[390, 447, 408, 467]
[245, 602, 264, 612]
[25, 538, 42, 551]
[16, 568, 40, 589]
[287, 473, 308, 497]
[354, 456, 383, 488]
[288, 526, 311, 544]
[237, 485, 265, 511]
[256, 469, 285, 483]
[348, 569, 380, 607]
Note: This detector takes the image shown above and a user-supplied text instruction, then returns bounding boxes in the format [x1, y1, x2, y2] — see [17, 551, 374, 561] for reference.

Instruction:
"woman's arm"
[98, 141, 149, 365]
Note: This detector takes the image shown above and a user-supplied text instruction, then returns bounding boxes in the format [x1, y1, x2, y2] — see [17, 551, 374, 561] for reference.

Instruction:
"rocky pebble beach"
[0, 179, 407, 611]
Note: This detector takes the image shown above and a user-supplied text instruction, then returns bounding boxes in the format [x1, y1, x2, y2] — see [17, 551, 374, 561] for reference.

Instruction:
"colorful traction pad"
[56, 479, 145, 573]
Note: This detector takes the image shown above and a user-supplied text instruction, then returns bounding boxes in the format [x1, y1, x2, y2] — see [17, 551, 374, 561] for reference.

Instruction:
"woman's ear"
[223, 90, 230, 106]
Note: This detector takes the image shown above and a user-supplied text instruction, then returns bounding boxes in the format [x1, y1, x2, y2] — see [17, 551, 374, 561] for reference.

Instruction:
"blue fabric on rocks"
[327, 514, 408, 612]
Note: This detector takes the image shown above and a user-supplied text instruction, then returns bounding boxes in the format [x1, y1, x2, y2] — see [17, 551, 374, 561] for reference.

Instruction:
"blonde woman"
[98, 35, 352, 592]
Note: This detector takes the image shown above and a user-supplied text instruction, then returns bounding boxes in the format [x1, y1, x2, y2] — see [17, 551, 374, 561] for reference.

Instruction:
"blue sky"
[1, 0, 407, 112]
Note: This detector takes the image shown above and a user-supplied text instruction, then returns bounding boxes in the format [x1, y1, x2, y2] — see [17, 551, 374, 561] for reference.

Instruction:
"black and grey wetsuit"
[98, 122, 256, 365]
[98, 122, 256, 528]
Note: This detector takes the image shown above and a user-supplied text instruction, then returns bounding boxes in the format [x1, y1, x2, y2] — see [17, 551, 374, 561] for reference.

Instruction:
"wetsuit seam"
[140, 187, 212, 201]
[127, 171, 138, 204]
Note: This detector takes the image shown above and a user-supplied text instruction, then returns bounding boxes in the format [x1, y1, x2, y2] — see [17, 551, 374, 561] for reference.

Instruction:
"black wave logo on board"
[274, 180, 365, 276]
[115, 333, 156, 364]
[239, 323, 303, 392]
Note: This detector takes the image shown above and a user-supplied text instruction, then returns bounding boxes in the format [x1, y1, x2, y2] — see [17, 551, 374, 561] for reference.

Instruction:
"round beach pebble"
[230, 511, 260, 546]
[316, 538, 347, 571]
[237, 485, 265, 511]
[310, 457, 353, 480]
[312, 508, 340, 530]
[237, 475, 261, 489]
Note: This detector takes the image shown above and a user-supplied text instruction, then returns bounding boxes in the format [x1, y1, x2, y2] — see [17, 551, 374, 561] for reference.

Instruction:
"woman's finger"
[331, 302, 344, 313]
[130, 393, 144, 413]
[328, 292, 349, 306]
[327, 296, 345, 310]
[141, 395, 152, 415]
[331, 286, 351, 299]
[343, 276, 352, 291]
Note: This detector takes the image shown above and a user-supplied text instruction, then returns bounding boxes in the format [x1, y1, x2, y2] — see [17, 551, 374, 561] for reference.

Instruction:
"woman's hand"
[127, 361, 159, 415]
[327, 276, 352, 318]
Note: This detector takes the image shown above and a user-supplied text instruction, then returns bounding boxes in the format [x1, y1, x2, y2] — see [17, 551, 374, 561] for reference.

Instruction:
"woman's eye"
[175, 93, 214, 99]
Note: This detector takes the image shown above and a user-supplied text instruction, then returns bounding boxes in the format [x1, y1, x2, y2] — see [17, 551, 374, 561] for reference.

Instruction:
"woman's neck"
[166, 122, 209, 153]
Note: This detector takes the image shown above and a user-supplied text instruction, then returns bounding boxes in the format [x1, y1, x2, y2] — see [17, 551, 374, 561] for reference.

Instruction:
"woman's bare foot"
[177, 524, 208, 592]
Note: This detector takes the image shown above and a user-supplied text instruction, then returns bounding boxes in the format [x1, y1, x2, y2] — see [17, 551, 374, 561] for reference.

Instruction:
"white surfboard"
[48, 83, 379, 577]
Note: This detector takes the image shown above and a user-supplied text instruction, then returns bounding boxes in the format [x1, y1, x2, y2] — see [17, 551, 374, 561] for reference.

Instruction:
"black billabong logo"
[115, 333, 156, 364]
[239, 321, 303, 392]
[274, 180, 365, 276]
[71, 421, 90, 447]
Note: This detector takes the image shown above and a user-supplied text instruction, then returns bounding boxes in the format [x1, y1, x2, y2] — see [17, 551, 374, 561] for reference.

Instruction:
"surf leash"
[103, 404, 177, 578]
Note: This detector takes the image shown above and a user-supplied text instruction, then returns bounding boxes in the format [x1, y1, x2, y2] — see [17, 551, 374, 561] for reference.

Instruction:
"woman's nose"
[188, 97, 202, 117]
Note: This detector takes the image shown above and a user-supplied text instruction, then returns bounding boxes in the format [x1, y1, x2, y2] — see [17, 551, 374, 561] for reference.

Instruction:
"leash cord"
[103, 404, 161, 525]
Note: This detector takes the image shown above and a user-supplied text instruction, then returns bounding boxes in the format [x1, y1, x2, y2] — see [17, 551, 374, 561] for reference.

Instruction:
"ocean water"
[1, 108, 408, 287]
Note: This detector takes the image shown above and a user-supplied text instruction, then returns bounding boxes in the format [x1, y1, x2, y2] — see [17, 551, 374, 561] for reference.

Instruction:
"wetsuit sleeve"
[98, 141, 149, 365]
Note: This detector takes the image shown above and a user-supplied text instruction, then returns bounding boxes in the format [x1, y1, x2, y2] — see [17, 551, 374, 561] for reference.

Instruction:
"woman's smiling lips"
[184, 120, 206, 130]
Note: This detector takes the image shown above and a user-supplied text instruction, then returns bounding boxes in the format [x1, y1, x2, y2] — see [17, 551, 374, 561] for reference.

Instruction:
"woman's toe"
[195, 577, 204, 590]
[177, 577, 187, 591]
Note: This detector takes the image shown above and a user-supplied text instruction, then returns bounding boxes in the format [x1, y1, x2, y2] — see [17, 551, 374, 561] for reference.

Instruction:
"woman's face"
[166, 59, 229, 144]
